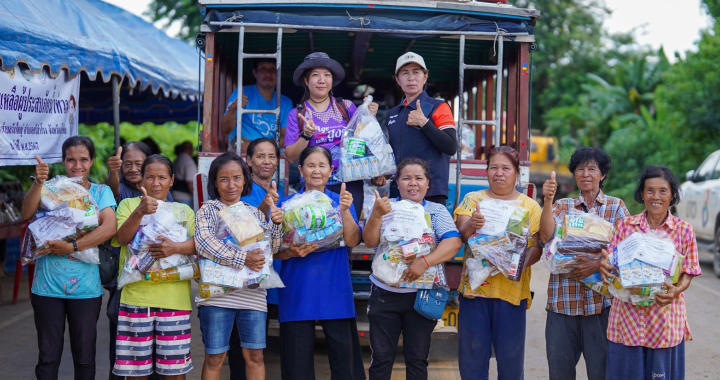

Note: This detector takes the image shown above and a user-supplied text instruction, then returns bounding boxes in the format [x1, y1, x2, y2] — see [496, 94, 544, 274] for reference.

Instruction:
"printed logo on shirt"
[652, 373, 665, 379]
[388, 119, 396, 125]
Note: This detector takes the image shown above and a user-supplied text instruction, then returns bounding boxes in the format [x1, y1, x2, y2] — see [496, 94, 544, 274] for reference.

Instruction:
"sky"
[105, 0, 712, 62]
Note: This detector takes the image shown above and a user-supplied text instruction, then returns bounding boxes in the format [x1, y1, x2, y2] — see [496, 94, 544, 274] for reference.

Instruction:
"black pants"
[328, 180, 364, 218]
[31, 294, 102, 380]
[228, 304, 279, 380]
[367, 284, 436, 380]
[280, 318, 366, 380]
[545, 308, 610, 380]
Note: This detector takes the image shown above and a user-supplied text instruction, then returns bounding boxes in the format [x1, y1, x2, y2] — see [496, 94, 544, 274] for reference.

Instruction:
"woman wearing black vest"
[372, 52, 458, 206]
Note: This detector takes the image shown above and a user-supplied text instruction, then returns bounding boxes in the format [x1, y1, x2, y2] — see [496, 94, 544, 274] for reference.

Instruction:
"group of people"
[21, 48, 699, 380]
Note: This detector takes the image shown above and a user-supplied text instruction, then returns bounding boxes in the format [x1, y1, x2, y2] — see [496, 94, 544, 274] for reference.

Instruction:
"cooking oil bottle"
[147, 261, 199, 283]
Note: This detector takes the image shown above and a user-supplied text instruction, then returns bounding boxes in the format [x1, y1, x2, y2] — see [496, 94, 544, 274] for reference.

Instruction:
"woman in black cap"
[284, 52, 377, 217]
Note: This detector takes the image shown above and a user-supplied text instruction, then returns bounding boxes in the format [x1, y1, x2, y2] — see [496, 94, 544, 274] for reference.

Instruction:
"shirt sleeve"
[433, 206, 461, 242]
[97, 185, 117, 211]
[606, 218, 628, 257]
[526, 199, 542, 236]
[431, 102, 456, 130]
[111, 197, 139, 247]
[681, 223, 702, 276]
[285, 108, 300, 147]
[344, 100, 358, 121]
[280, 96, 293, 129]
[453, 192, 478, 219]
[616, 200, 630, 221]
[185, 205, 196, 237]
[194, 203, 248, 269]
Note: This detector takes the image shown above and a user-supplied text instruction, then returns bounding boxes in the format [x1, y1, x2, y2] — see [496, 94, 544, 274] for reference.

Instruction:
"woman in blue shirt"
[275, 146, 365, 380]
[21, 136, 118, 380]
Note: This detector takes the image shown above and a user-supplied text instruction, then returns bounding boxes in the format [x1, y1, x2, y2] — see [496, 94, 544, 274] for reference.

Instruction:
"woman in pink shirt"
[600, 165, 702, 380]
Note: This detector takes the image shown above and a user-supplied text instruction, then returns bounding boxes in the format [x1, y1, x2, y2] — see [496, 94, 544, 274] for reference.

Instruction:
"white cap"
[395, 52, 427, 74]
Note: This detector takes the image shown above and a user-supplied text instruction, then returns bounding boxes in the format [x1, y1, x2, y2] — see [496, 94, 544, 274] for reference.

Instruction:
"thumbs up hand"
[34, 155, 49, 185]
[407, 99, 429, 128]
[543, 171, 558, 202]
[339, 183, 353, 212]
[471, 203, 485, 230]
[371, 189, 392, 217]
[137, 187, 158, 215]
[108, 146, 123, 173]
[268, 182, 283, 225]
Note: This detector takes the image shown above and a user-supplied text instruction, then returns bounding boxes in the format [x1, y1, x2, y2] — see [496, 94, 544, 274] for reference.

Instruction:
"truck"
[193, 0, 541, 338]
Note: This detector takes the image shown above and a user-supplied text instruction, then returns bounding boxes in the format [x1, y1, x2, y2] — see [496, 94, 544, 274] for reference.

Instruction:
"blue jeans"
[198, 306, 267, 354]
[458, 296, 527, 380]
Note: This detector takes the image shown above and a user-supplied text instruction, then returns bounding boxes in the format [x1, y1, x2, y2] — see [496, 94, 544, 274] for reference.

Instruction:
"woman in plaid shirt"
[599, 165, 702, 380]
[539, 147, 629, 380]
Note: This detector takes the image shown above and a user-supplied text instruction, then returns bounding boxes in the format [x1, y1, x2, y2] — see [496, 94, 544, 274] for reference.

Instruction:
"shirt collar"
[627, 209, 677, 232]
[574, 190, 606, 210]
[402, 91, 429, 108]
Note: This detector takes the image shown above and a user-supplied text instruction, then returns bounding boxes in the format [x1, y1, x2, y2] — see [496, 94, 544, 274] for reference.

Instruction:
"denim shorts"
[198, 306, 267, 353]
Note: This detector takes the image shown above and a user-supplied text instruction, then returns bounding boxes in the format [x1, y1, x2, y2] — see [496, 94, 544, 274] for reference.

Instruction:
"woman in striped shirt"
[194, 152, 283, 380]
[600, 165, 702, 379]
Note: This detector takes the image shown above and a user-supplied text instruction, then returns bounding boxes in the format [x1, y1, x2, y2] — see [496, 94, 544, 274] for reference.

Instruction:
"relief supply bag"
[337, 96, 396, 182]
[281, 190, 344, 251]
[371, 200, 448, 290]
[467, 199, 531, 281]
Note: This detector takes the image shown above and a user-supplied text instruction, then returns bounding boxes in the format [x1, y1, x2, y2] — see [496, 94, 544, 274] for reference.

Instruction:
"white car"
[675, 150, 720, 277]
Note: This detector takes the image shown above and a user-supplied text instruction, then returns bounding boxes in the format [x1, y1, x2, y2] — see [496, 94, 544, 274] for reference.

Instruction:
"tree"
[146, 0, 201, 42]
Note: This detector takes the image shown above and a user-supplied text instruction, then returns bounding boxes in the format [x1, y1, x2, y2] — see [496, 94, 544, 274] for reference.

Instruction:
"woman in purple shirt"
[284, 52, 370, 217]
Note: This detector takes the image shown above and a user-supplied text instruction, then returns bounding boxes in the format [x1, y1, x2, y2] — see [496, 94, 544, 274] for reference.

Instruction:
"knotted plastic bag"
[337, 96, 396, 182]
[281, 191, 344, 251]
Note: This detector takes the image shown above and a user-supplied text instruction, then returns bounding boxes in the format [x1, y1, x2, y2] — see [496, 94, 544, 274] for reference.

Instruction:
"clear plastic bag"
[540, 211, 611, 275]
[466, 257, 496, 290]
[606, 231, 681, 305]
[22, 176, 101, 265]
[118, 201, 193, 288]
[281, 191, 345, 251]
[371, 200, 447, 290]
[466, 199, 530, 281]
[200, 202, 284, 290]
[337, 96, 396, 182]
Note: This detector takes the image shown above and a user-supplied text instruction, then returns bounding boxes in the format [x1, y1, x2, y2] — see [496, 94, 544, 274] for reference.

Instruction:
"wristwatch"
[71, 239, 78, 252]
[299, 132, 312, 141]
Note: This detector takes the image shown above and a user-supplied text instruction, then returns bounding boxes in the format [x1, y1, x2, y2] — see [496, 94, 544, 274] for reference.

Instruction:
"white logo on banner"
[0, 66, 80, 166]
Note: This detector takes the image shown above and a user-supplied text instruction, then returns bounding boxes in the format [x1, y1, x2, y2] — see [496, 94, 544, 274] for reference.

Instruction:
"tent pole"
[112, 76, 120, 149]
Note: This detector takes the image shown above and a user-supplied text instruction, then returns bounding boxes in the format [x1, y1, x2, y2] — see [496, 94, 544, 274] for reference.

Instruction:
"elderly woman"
[599, 165, 701, 379]
[284, 52, 372, 217]
[112, 155, 197, 380]
[194, 152, 283, 380]
[275, 146, 365, 380]
[538, 147, 629, 380]
[364, 157, 462, 380]
[371, 52, 457, 205]
[22, 136, 118, 380]
[453, 146, 542, 380]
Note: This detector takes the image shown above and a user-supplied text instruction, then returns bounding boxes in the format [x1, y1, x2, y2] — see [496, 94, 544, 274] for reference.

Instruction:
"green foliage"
[0, 122, 198, 191]
[145, 0, 201, 42]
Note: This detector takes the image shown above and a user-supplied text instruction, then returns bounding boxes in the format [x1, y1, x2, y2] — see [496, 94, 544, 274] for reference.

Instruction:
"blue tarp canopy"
[0, 0, 200, 100]
[205, 10, 533, 39]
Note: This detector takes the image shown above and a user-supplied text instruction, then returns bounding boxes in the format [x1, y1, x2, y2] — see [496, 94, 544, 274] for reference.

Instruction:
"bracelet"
[300, 132, 312, 141]
[422, 256, 430, 268]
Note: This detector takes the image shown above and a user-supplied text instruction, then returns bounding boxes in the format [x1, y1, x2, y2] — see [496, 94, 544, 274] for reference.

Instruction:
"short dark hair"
[487, 146, 520, 173]
[298, 146, 332, 167]
[207, 152, 253, 200]
[247, 138, 280, 160]
[396, 157, 431, 190]
[633, 165, 681, 207]
[121, 141, 152, 161]
[568, 147, 612, 189]
[62, 136, 95, 161]
[254, 58, 276, 71]
[142, 154, 174, 178]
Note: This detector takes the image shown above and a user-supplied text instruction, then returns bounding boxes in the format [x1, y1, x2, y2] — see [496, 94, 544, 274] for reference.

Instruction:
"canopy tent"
[0, 0, 201, 128]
